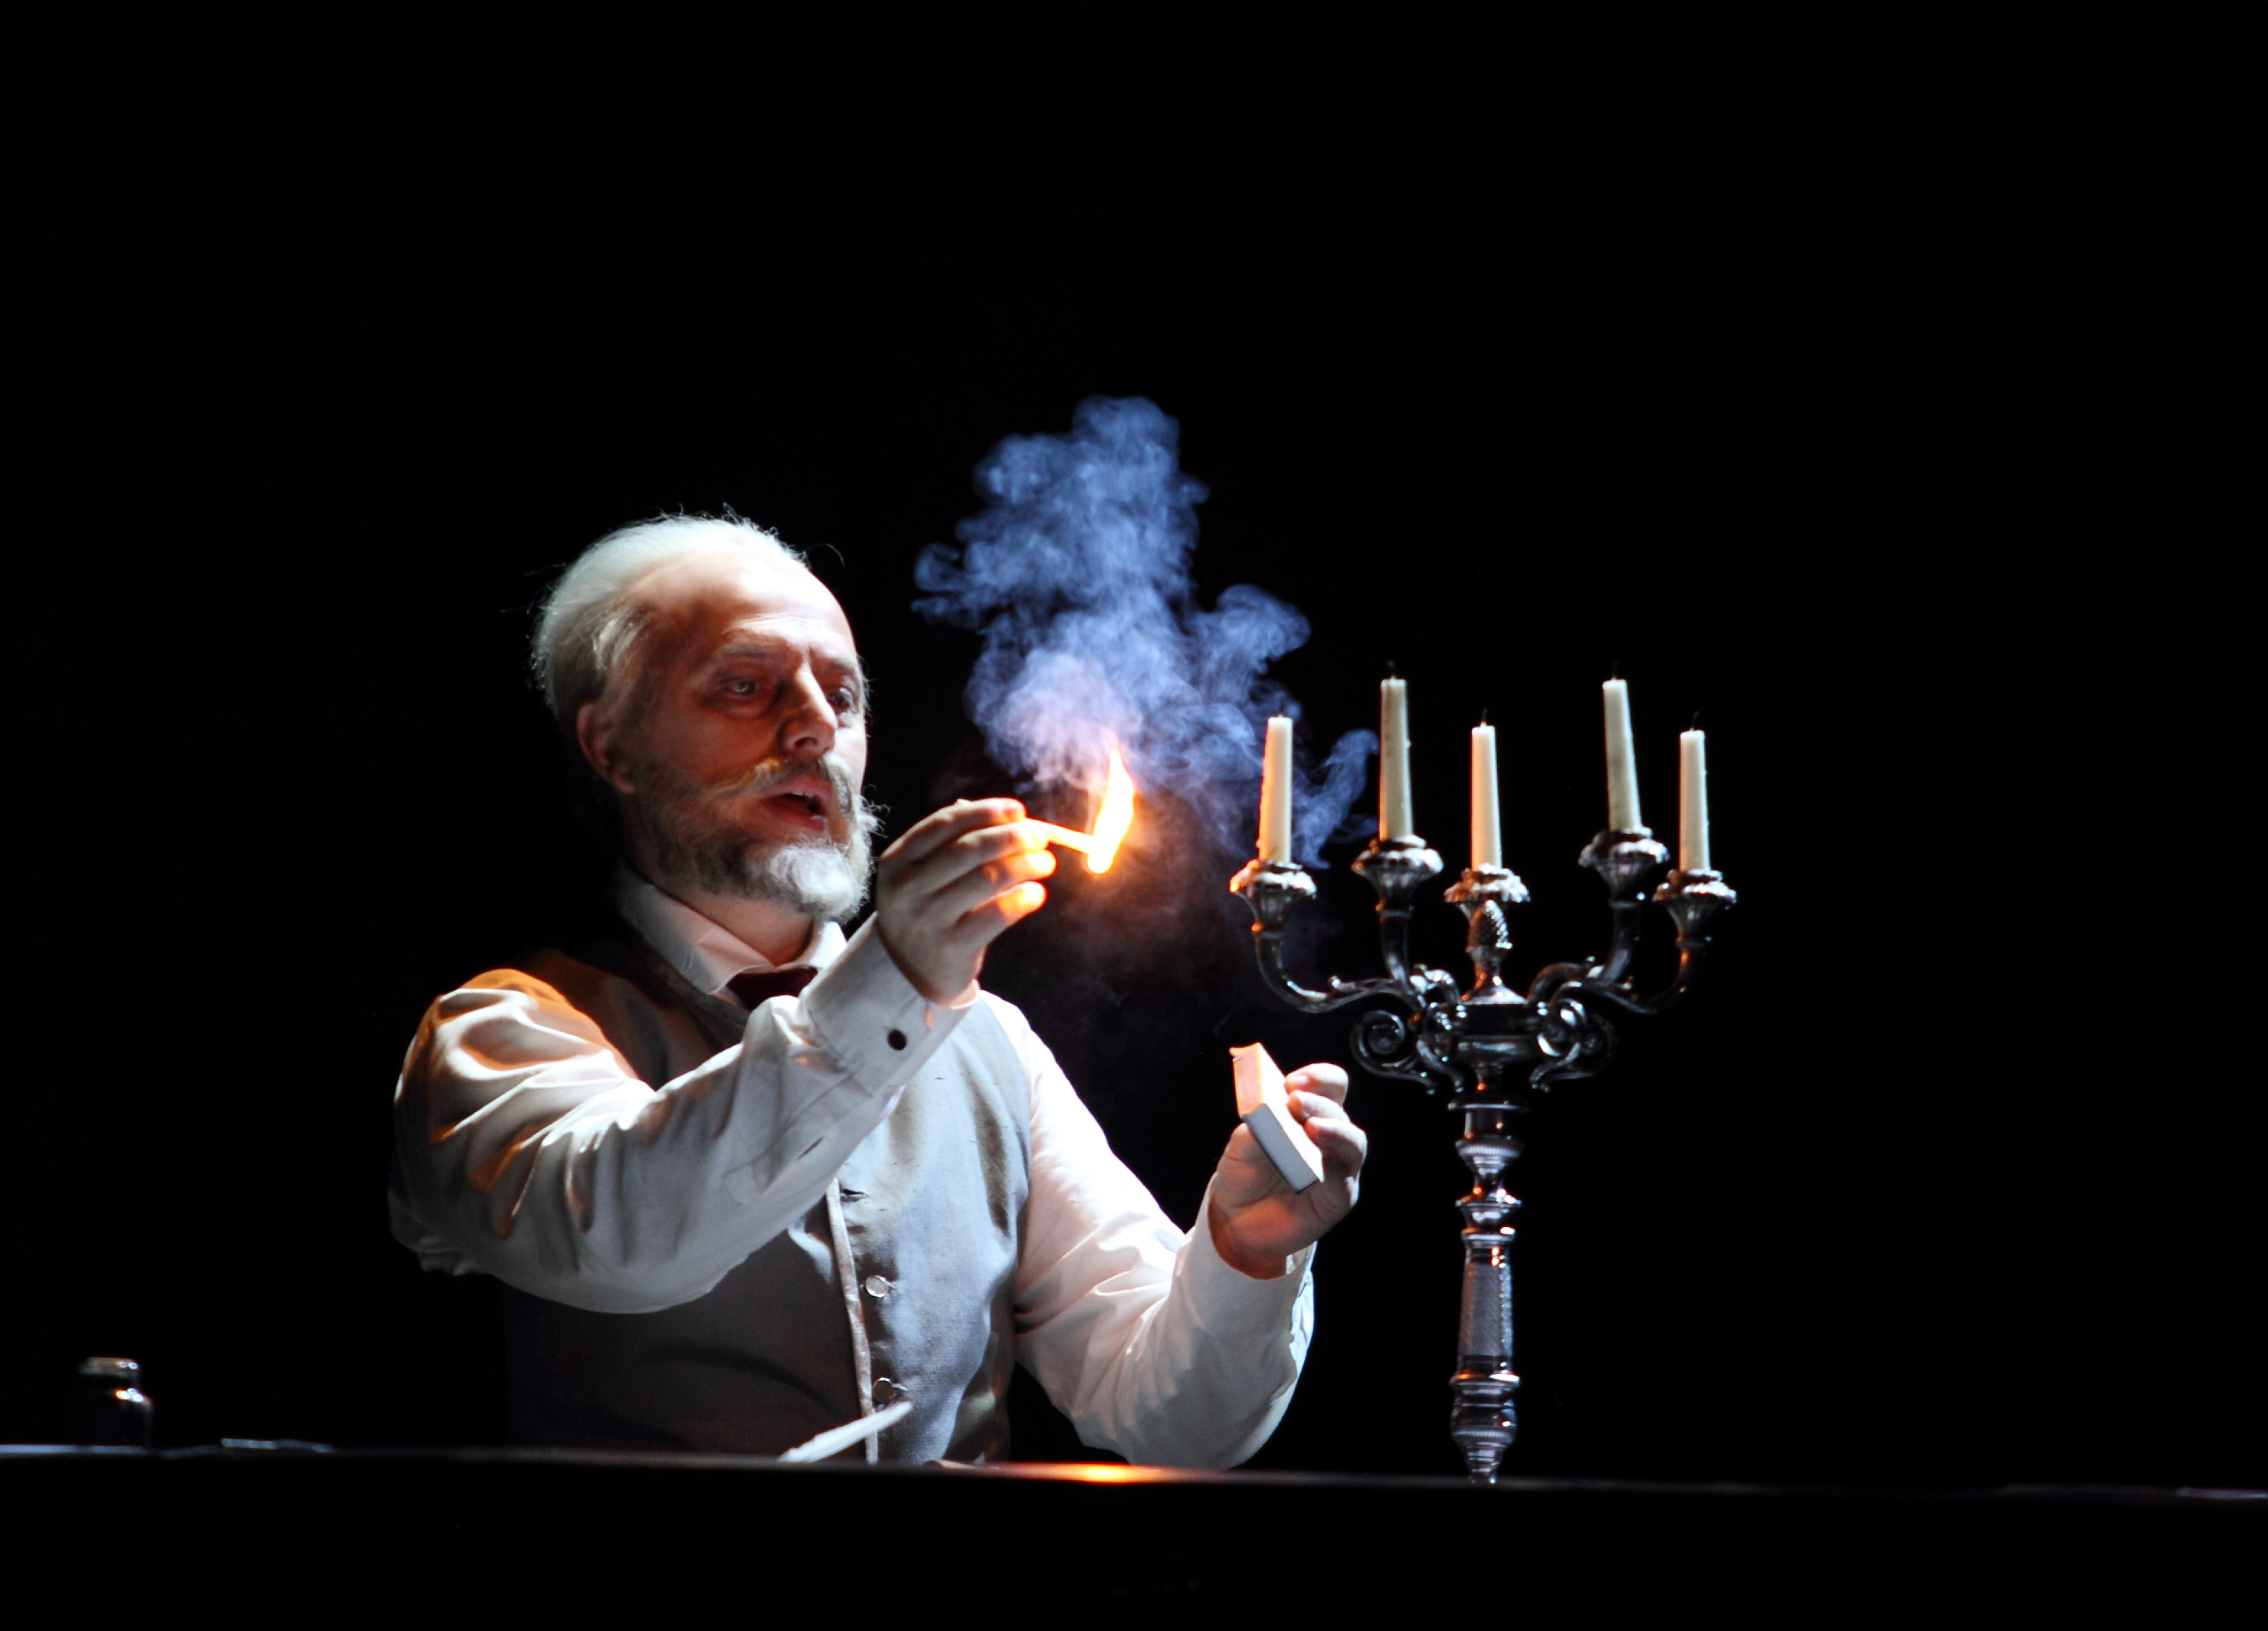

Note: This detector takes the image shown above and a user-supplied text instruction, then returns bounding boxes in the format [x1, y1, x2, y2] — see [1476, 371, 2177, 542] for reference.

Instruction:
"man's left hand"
[1207, 1064, 1367, 1278]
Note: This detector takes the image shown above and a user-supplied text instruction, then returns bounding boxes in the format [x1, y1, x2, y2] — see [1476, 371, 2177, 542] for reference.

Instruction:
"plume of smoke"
[914, 396, 1375, 865]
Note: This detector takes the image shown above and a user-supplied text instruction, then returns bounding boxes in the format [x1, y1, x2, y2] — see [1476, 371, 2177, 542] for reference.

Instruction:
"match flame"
[1083, 744, 1137, 873]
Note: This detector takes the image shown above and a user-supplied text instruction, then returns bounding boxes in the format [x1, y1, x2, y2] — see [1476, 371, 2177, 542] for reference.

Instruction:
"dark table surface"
[9, 1446, 2257, 1609]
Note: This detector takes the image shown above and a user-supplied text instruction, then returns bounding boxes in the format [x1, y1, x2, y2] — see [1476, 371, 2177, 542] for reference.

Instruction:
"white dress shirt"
[389, 869, 1316, 1469]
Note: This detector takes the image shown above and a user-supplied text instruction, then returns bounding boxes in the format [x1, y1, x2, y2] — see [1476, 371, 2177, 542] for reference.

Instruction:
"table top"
[11, 1446, 2253, 1605]
[9, 1439, 2261, 1499]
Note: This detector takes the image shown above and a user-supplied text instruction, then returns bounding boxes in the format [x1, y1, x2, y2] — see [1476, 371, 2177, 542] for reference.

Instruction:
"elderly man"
[389, 515, 1367, 1465]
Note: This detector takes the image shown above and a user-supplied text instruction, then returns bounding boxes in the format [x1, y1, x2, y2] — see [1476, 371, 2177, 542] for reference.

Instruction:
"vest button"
[886, 1029, 907, 1051]
[863, 1274, 891, 1299]
[873, 1377, 900, 1404]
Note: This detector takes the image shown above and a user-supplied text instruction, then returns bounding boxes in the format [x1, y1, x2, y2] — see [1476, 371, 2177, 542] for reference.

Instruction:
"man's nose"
[778, 667, 837, 757]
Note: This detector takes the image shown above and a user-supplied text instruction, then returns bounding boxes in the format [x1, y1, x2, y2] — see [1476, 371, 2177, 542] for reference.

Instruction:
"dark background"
[17, 55, 2254, 1488]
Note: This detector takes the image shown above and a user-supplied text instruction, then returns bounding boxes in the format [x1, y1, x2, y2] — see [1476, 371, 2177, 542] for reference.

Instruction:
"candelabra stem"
[1450, 1096, 1523, 1484]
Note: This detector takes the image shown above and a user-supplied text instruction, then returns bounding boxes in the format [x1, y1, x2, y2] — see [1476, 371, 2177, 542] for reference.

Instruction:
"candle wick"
[1690, 710, 1702, 730]
[1479, 708, 1491, 724]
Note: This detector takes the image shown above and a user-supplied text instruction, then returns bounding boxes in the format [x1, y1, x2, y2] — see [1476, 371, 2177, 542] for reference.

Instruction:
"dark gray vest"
[499, 926, 1031, 1462]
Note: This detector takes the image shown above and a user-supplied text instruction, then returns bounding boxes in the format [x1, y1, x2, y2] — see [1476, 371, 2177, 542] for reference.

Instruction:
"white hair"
[533, 514, 808, 737]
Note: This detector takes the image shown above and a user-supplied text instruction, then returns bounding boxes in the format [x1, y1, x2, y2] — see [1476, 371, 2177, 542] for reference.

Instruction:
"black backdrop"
[17, 61, 2256, 1488]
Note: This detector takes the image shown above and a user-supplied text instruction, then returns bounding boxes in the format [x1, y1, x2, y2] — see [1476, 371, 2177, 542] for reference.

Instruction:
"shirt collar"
[610, 864, 845, 997]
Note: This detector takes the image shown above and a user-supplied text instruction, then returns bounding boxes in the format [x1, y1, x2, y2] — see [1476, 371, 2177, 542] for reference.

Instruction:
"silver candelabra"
[1230, 812, 1735, 1483]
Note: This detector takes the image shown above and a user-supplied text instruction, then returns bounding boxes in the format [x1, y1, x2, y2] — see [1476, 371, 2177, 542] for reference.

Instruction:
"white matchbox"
[1229, 1042, 1326, 1193]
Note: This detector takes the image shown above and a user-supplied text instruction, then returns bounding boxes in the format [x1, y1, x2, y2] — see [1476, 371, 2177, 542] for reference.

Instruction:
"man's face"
[582, 547, 874, 919]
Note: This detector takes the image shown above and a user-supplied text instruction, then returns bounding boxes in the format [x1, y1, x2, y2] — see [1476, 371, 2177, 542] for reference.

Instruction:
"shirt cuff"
[796, 917, 970, 1088]
[1178, 1176, 1317, 1326]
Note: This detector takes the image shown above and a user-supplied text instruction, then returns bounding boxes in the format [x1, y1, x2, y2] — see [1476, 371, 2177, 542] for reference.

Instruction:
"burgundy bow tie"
[726, 966, 817, 1009]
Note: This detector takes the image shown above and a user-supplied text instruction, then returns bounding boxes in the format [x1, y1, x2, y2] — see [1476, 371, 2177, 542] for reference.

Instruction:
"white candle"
[1259, 715, 1294, 862]
[1470, 720, 1501, 869]
[1679, 730, 1709, 872]
[1602, 678, 1643, 832]
[1380, 677, 1414, 839]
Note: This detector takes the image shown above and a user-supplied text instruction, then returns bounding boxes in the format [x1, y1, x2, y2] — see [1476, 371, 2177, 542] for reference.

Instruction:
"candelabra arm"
[1232, 846, 1466, 1093]
[1572, 868, 1740, 1017]
[1593, 896, 1648, 987]
[1578, 827, 1669, 984]
[1254, 937, 1410, 1014]
[1375, 901, 1419, 993]
[1349, 836, 1450, 996]
[1519, 924, 1646, 1009]
[1229, 858, 1411, 1014]
[1633, 868, 1739, 1013]
[1523, 958, 1591, 1007]
[1526, 866, 1739, 1088]
[1351, 839, 1466, 1093]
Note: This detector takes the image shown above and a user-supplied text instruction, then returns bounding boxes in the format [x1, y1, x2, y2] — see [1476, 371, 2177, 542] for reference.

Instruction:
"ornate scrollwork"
[1530, 989, 1615, 1089]
[1350, 1006, 1430, 1085]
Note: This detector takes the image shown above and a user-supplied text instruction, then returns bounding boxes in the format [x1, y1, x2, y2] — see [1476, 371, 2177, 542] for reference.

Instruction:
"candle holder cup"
[1230, 822, 1735, 1483]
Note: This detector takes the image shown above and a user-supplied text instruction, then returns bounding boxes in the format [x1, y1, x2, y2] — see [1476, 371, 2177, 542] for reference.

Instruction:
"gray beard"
[641, 756, 880, 924]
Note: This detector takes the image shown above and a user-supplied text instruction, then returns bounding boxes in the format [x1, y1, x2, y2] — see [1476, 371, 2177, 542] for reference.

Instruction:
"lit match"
[1028, 822, 1103, 855]
[1027, 745, 1137, 874]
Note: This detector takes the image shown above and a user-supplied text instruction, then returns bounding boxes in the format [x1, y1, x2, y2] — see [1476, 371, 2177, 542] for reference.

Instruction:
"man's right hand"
[873, 799, 1055, 1004]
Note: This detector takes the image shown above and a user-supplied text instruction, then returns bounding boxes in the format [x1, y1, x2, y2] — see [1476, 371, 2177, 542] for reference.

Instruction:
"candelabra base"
[1450, 1369, 1520, 1485]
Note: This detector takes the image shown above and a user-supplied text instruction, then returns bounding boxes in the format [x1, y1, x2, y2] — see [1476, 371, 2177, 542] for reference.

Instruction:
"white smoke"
[914, 396, 1375, 865]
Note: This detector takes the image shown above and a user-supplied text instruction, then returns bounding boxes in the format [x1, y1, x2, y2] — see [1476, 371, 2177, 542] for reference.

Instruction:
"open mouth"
[765, 789, 831, 822]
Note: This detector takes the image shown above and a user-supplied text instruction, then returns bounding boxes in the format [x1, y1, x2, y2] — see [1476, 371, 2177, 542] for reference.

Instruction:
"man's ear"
[575, 698, 641, 795]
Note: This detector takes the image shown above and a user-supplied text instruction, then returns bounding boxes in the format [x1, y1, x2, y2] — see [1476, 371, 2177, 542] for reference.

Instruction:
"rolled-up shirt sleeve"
[388, 917, 966, 1314]
[1001, 999, 1316, 1469]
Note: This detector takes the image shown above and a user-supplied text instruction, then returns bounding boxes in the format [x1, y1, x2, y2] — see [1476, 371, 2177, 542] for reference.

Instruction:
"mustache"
[703, 753, 860, 813]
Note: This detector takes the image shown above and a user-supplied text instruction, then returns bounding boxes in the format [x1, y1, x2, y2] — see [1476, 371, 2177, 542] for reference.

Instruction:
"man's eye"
[832, 689, 859, 713]
[727, 679, 761, 697]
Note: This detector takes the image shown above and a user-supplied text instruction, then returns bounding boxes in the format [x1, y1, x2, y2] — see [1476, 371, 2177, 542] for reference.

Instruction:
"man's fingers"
[908, 834, 1054, 918]
[1284, 1063, 1350, 1105]
[952, 880, 1049, 945]
[1302, 1114, 1368, 1179]
[1286, 1087, 1355, 1124]
[947, 821, 1054, 882]
[926, 845, 1055, 924]
[882, 799, 1027, 870]
[883, 799, 1025, 871]
[1288, 1088, 1367, 1180]
[886, 816, 1047, 907]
